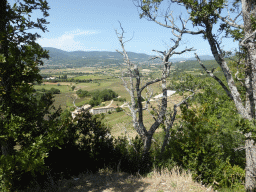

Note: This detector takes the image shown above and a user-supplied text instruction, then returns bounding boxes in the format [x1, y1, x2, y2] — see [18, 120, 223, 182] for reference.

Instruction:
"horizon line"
[42, 46, 215, 58]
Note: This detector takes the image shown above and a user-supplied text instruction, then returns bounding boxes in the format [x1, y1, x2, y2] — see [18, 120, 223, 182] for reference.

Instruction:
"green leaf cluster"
[42, 112, 117, 180]
[89, 89, 118, 107]
[0, 1, 69, 191]
[76, 89, 90, 98]
[154, 77, 246, 190]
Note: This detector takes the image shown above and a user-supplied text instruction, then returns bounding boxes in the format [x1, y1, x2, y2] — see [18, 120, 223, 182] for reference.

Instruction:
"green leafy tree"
[135, 0, 256, 190]
[165, 87, 246, 189]
[0, 1, 67, 191]
[71, 85, 76, 91]
[76, 89, 90, 98]
[48, 87, 60, 94]
[88, 89, 118, 107]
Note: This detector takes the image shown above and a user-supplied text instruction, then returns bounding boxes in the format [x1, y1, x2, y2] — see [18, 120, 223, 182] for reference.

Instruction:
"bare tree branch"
[140, 6, 204, 35]
[194, 53, 233, 100]
[161, 91, 195, 155]
[240, 29, 256, 47]
[115, 16, 196, 170]
[217, 12, 244, 29]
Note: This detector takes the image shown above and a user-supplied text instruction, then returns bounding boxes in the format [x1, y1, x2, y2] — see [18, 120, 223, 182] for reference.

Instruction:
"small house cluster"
[71, 104, 92, 119]
[71, 104, 116, 119]
[89, 107, 116, 115]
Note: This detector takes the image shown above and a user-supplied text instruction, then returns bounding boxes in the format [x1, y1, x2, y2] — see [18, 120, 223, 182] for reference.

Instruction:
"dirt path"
[106, 100, 113, 108]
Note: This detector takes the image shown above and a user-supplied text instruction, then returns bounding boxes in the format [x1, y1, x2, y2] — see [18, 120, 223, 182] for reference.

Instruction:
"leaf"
[0, 54, 6, 63]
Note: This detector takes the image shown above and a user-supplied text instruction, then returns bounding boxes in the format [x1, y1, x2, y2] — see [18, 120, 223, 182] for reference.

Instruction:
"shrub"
[92, 89, 118, 102]
[76, 89, 90, 98]
[116, 107, 123, 112]
[89, 98, 101, 107]
[47, 88, 60, 94]
[113, 98, 126, 102]
[154, 87, 245, 190]
[43, 112, 117, 181]
[0, 93, 67, 191]
[112, 135, 152, 175]
[69, 106, 76, 111]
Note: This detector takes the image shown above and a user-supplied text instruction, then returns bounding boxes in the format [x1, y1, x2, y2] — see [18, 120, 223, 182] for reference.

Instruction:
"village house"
[89, 107, 116, 115]
[71, 104, 117, 118]
[153, 90, 176, 99]
[71, 104, 92, 119]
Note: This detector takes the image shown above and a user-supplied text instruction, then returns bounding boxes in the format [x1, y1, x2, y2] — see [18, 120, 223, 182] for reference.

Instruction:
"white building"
[153, 90, 176, 99]
[89, 107, 116, 115]
[71, 104, 92, 119]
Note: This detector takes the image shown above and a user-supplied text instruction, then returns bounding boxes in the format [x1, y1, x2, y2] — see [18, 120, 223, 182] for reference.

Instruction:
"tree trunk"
[203, 16, 256, 190]
[140, 133, 153, 174]
[241, 0, 256, 190]
[1, 137, 15, 156]
[245, 133, 256, 191]
[1, 137, 16, 191]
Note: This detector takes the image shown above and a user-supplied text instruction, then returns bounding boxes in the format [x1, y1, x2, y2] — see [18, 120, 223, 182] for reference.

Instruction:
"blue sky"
[9, 0, 241, 58]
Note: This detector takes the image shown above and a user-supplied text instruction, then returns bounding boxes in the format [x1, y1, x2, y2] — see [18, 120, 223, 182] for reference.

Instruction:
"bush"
[76, 89, 90, 98]
[69, 106, 76, 111]
[0, 93, 67, 191]
[113, 98, 126, 102]
[116, 107, 123, 112]
[91, 89, 118, 102]
[112, 135, 153, 175]
[89, 98, 101, 107]
[51, 87, 60, 94]
[153, 87, 245, 190]
[43, 112, 117, 181]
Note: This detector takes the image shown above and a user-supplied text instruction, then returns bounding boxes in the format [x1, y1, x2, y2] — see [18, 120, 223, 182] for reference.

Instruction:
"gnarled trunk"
[245, 133, 256, 191]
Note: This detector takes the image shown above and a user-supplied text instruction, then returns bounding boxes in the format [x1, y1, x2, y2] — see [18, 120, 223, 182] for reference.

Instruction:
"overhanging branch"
[195, 53, 233, 100]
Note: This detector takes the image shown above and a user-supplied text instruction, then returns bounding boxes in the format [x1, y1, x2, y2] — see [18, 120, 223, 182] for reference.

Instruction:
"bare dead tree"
[134, 0, 256, 189]
[160, 90, 194, 155]
[115, 18, 195, 172]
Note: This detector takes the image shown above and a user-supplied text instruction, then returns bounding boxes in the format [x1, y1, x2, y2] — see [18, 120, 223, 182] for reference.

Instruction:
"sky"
[8, 0, 242, 58]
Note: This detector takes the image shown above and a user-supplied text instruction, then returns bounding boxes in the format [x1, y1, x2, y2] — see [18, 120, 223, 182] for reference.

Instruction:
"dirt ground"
[30, 167, 216, 192]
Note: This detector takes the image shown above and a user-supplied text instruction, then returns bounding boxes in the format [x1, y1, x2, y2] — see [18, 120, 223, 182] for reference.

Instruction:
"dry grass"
[33, 166, 215, 192]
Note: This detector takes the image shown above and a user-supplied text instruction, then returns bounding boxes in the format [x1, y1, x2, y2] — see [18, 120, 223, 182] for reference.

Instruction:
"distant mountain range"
[43, 47, 151, 61]
[170, 55, 215, 62]
[41, 47, 215, 68]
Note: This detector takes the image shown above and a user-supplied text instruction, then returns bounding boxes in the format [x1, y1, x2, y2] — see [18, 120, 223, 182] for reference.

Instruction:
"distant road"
[106, 100, 113, 108]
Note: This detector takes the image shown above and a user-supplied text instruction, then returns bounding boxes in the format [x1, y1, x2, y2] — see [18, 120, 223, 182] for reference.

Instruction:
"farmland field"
[37, 64, 200, 139]
[73, 75, 113, 80]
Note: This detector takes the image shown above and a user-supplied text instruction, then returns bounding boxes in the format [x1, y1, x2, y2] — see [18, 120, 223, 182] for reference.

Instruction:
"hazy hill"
[169, 55, 215, 62]
[41, 47, 215, 68]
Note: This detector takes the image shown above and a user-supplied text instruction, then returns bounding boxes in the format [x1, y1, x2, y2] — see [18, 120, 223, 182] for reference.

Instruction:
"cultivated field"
[36, 66, 187, 140]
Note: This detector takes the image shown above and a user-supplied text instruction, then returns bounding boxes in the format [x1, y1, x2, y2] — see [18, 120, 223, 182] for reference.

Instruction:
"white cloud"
[36, 29, 99, 51]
